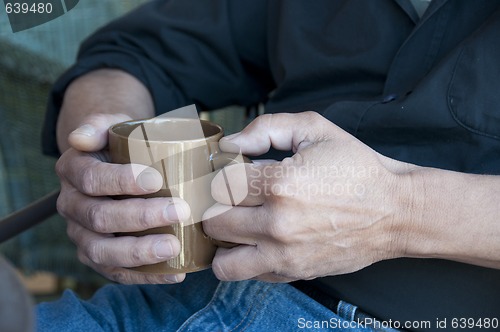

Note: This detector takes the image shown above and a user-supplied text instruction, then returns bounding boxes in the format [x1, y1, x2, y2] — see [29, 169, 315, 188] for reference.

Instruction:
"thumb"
[220, 111, 334, 156]
[68, 113, 132, 152]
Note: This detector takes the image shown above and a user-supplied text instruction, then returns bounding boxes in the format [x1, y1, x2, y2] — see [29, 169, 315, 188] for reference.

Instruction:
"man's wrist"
[389, 165, 500, 269]
[56, 69, 154, 152]
[383, 162, 427, 260]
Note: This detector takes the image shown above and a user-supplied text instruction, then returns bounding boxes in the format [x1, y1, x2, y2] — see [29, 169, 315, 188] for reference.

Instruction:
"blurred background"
[0, 0, 150, 301]
[0, 0, 247, 302]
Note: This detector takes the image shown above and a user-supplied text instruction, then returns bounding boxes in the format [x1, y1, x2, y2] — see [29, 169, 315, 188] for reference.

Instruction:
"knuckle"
[254, 113, 270, 124]
[248, 114, 273, 134]
[256, 113, 273, 129]
[129, 242, 150, 265]
[266, 217, 292, 244]
[79, 168, 96, 195]
[303, 110, 323, 123]
[85, 240, 104, 265]
[55, 158, 66, 179]
[115, 166, 134, 194]
[143, 274, 165, 284]
[56, 195, 69, 218]
[86, 203, 108, 233]
[65, 222, 78, 243]
[110, 271, 131, 284]
[76, 249, 90, 266]
[138, 206, 156, 230]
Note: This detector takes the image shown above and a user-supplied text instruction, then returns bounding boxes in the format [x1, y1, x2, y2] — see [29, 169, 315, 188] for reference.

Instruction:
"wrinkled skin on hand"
[203, 112, 415, 283]
[56, 113, 190, 284]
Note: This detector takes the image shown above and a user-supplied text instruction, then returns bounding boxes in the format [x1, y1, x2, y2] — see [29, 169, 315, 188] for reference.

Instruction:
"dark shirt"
[42, 0, 500, 329]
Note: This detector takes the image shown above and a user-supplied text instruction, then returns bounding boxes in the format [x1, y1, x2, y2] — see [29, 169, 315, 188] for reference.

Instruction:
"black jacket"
[43, 0, 500, 327]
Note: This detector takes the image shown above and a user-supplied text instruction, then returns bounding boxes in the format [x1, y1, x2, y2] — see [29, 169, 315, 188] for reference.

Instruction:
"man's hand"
[54, 69, 191, 284]
[56, 114, 190, 284]
[203, 112, 417, 282]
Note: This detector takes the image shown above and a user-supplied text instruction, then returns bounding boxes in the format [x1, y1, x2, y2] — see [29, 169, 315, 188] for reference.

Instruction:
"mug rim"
[108, 117, 224, 143]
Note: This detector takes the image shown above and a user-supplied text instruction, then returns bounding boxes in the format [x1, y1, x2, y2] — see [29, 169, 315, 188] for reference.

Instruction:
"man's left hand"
[203, 112, 417, 282]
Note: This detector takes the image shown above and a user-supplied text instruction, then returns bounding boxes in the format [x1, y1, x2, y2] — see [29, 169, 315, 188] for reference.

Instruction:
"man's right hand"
[54, 69, 189, 284]
[56, 114, 189, 284]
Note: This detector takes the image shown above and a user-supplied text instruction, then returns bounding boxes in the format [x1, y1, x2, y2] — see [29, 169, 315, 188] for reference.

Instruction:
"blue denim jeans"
[36, 270, 398, 331]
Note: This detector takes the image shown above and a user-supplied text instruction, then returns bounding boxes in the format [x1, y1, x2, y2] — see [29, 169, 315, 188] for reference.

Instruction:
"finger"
[78, 244, 186, 284]
[58, 189, 190, 233]
[68, 113, 132, 152]
[67, 221, 181, 268]
[211, 162, 282, 206]
[202, 204, 265, 245]
[211, 246, 271, 281]
[212, 247, 296, 282]
[56, 149, 164, 196]
[80, 258, 185, 284]
[219, 112, 335, 156]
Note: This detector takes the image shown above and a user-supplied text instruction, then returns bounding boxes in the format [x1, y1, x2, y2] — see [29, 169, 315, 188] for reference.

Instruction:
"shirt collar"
[393, 0, 448, 24]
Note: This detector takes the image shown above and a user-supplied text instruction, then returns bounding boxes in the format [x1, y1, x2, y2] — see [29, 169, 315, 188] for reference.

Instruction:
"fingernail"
[165, 274, 179, 283]
[164, 202, 189, 221]
[154, 240, 174, 259]
[71, 124, 96, 137]
[137, 170, 163, 191]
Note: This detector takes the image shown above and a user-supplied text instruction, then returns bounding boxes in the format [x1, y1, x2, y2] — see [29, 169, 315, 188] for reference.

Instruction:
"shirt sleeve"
[42, 0, 274, 156]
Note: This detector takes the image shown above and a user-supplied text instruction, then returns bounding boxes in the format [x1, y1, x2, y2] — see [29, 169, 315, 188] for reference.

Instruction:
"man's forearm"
[56, 69, 155, 152]
[399, 167, 500, 269]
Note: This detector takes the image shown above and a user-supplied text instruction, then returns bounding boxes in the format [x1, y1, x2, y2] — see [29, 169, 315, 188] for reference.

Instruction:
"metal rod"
[0, 189, 59, 243]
